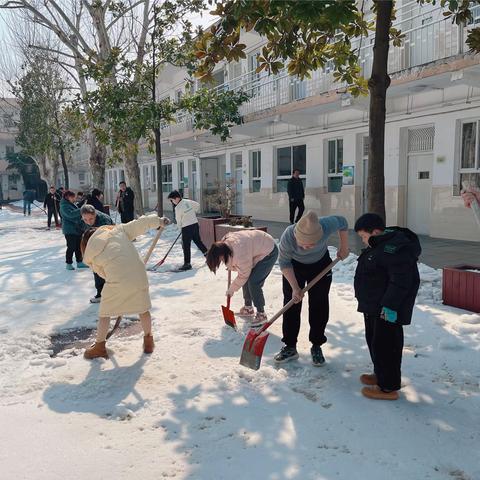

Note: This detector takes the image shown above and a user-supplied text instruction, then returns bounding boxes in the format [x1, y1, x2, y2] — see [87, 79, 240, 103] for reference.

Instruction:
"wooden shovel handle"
[143, 225, 164, 264]
[226, 270, 232, 308]
[258, 257, 340, 334]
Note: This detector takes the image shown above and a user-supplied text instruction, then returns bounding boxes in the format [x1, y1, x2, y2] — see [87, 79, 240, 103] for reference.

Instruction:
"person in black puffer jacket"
[354, 213, 421, 401]
[86, 188, 105, 214]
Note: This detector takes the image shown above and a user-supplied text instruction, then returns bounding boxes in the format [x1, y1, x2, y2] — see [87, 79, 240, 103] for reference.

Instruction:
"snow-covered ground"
[0, 206, 479, 480]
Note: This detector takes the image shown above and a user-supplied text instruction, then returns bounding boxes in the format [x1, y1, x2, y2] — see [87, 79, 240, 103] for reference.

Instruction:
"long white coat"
[83, 215, 164, 317]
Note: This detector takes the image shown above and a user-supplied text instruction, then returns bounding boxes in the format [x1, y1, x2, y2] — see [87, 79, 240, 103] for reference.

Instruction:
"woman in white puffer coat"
[80, 215, 169, 359]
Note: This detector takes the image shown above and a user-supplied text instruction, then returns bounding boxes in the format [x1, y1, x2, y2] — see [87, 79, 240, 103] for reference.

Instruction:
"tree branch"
[27, 44, 76, 59]
[106, 0, 145, 31]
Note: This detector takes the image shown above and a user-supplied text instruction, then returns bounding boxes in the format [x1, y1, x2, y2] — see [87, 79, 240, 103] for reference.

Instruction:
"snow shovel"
[32, 202, 47, 215]
[106, 316, 122, 339]
[222, 270, 237, 330]
[143, 225, 165, 265]
[239, 258, 340, 370]
[151, 231, 182, 270]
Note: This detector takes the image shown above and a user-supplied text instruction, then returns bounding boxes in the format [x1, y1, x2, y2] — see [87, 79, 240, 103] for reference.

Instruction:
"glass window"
[162, 164, 172, 192]
[293, 145, 306, 174]
[178, 162, 185, 193]
[276, 145, 307, 192]
[277, 147, 292, 176]
[327, 138, 343, 192]
[458, 121, 480, 194]
[5, 145, 14, 155]
[251, 150, 261, 193]
[151, 165, 156, 192]
[461, 122, 476, 169]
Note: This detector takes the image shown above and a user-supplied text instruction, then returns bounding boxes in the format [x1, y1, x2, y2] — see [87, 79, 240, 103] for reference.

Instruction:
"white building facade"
[106, 1, 480, 242]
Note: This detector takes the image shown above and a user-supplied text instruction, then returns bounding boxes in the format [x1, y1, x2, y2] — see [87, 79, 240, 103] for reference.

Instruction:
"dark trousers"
[243, 245, 279, 312]
[65, 234, 82, 264]
[120, 211, 134, 223]
[94, 272, 105, 297]
[289, 199, 305, 224]
[364, 314, 404, 391]
[182, 223, 207, 264]
[47, 207, 59, 228]
[282, 252, 333, 348]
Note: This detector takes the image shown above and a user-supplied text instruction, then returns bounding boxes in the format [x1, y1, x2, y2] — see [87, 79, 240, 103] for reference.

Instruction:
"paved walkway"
[253, 219, 480, 269]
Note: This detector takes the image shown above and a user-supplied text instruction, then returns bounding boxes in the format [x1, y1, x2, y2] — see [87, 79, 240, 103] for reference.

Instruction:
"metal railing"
[161, 3, 474, 137]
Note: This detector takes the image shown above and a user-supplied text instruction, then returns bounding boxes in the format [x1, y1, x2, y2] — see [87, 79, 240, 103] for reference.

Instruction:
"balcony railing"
[161, 2, 475, 138]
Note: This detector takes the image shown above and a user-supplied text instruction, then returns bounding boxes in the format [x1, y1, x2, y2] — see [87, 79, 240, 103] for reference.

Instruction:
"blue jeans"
[23, 200, 31, 215]
[242, 244, 279, 312]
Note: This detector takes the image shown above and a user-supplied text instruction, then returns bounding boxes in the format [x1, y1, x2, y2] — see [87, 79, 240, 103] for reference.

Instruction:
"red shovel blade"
[221, 305, 237, 330]
[239, 329, 270, 370]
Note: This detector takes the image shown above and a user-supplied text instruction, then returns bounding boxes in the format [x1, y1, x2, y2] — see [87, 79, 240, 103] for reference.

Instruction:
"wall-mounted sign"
[342, 166, 354, 186]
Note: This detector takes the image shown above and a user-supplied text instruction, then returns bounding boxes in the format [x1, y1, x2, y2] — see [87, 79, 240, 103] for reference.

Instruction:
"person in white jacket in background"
[168, 190, 208, 271]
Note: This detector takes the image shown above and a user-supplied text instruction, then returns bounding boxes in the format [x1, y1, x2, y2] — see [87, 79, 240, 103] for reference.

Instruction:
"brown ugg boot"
[361, 385, 399, 401]
[143, 334, 154, 354]
[84, 341, 108, 360]
[360, 373, 378, 386]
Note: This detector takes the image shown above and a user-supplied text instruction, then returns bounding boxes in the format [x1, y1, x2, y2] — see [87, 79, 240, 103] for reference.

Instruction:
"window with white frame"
[327, 138, 343, 192]
[143, 165, 150, 190]
[178, 161, 185, 193]
[276, 145, 306, 192]
[250, 150, 261, 192]
[78, 172, 86, 186]
[459, 121, 480, 192]
[162, 164, 172, 192]
[151, 165, 156, 192]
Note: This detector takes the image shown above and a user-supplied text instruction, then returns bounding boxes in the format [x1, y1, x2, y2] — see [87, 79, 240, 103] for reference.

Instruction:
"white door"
[235, 167, 243, 214]
[407, 153, 433, 235]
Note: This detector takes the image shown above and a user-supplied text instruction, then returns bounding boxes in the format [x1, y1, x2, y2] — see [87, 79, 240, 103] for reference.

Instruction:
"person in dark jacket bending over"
[276, 210, 349, 366]
[60, 190, 89, 270]
[81, 204, 114, 303]
[116, 181, 135, 223]
[354, 213, 421, 401]
[287, 169, 305, 224]
[43, 186, 60, 229]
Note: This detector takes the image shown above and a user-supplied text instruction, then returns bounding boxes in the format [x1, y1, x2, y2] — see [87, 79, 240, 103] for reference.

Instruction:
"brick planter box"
[198, 216, 227, 249]
[215, 224, 268, 240]
[442, 265, 480, 313]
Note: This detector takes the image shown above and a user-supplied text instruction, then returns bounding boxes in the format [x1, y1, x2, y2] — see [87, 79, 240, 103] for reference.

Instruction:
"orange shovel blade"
[221, 305, 237, 330]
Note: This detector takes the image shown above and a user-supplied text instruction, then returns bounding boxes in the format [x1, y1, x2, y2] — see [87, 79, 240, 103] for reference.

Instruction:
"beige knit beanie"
[294, 211, 323, 244]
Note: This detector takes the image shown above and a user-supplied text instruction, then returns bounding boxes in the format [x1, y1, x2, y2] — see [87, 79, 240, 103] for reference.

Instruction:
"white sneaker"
[89, 296, 101, 304]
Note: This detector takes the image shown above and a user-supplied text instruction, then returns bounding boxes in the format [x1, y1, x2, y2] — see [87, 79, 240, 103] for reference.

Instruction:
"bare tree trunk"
[88, 130, 106, 189]
[154, 127, 163, 216]
[124, 145, 144, 215]
[367, 0, 392, 222]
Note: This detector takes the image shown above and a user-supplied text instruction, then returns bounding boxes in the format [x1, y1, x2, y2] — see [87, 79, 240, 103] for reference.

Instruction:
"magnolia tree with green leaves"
[76, 0, 249, 215]
[195, 0, 480, 220]
[12, 53, 81, 188]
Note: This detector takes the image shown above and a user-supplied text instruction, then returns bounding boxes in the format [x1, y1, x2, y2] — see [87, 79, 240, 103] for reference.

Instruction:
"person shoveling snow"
[80, 215, 170, 359]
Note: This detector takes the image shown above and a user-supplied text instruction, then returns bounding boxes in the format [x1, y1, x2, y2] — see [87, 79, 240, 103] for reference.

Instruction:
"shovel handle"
[226, 270, 232, 308]
[153, 231, 182, 269]
[143, 225, 164, 264]
[257, 258, 340, 334]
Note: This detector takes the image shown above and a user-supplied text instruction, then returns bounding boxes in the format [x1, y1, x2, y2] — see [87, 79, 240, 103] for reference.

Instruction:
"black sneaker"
[178, 263, 192, 271]
[311, 345, 325, 366]
[274, 346, 299, 364]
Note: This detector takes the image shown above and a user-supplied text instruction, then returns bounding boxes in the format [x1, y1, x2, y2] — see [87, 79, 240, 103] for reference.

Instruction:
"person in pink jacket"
[206, 230, 278, 325]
